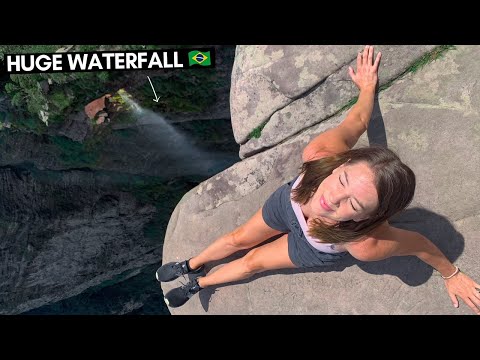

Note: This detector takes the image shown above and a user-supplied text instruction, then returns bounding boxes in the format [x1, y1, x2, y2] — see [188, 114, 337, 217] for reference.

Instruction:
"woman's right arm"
[303, 45, 381, 162]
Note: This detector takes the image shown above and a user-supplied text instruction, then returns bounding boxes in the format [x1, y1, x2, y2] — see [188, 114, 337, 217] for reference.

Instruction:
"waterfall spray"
[117, 91, 237, 178]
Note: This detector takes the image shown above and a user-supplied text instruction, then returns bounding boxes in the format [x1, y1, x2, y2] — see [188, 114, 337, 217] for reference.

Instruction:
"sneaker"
[155, 259, 204, 282]
[164, 278, 202, 308]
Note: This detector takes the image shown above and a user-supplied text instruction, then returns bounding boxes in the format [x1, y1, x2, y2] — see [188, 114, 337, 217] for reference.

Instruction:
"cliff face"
[163, 45, 480, 315]
[0, 45, 238, 314]
[0, 118, 238, 315]
[0, 165, 158, 314]
[0, 121, 238, 179]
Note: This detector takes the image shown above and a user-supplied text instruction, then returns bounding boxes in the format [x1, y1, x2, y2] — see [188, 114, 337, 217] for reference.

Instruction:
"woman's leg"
[188, 207, 284, 270]
[163, 233, 294, 308]
[197, 233, 295, 288]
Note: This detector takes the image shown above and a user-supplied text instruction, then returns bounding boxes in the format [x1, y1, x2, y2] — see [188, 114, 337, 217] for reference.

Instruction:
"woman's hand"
[445, 271, 480, 314]
[348, 45, 381, 92]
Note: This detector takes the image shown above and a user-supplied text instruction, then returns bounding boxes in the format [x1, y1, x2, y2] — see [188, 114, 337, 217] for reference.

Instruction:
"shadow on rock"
[198, 248, 251, 312]
[198, 207, 463, 312]
[367, 94, 388, 148]
[356, 207, 464, 286]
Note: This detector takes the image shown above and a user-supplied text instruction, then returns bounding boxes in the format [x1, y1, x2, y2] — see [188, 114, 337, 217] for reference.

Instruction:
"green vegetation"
[248, 120, 268, 139]
[338, 96, 358, 113]
[379, 45, 456, 92]
[0, 45, 61, 60]
[107, 90, 138, 126]
[2, 66, 112, 129]
[49, 135, 100, 168]
[336, 45, 456, 121]
[0, 45, 232, 135]
[5, 73, 48, 116]
[49, 89, 74, 113]
[11, 115, 47, 134]
[133, 69, 220, 113]
[407, 45, 455, 74]
[0, 46, 159, 130]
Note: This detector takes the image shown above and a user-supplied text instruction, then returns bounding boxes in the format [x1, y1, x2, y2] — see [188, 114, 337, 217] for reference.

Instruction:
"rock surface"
[230, 45, 436, 157]
[56, 111, 93, 142]
[0, 165, 159, 314]
[163, 45, 480, 314]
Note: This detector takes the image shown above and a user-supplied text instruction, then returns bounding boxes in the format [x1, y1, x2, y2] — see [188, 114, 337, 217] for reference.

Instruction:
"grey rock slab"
[239, 45, 437, 158]
[230, 45, 361, 144]
[163, 45, 479, 314]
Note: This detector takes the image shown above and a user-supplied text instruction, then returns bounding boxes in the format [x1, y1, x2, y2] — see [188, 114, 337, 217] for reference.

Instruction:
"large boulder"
[230, 45, 359, 144]
[230, 45, 437, 158]
[56, 111, 93, 142]
[162, 45, 480, 314]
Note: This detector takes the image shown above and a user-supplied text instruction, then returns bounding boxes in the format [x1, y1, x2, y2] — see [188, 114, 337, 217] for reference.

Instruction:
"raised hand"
[348, 45, 381, 92]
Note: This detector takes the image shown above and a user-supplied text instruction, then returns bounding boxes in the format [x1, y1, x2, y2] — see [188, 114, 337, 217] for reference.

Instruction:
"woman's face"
[309, 161, 379, 223]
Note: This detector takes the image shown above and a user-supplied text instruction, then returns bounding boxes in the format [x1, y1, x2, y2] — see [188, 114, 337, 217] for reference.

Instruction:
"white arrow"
[147, 76, 161, 102]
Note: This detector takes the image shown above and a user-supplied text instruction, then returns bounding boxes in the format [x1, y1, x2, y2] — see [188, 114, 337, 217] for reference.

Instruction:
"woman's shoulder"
[342, 222, 390, 255]
[303, 150, 337, 162]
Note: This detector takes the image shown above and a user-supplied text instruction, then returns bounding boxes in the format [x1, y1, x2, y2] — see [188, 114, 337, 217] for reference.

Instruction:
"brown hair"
[292, 146, 416, 244]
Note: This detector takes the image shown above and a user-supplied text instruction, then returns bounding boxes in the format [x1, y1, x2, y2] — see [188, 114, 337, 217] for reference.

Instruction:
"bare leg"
[197, 234, 295, 288]
[188, 208, 283, 270]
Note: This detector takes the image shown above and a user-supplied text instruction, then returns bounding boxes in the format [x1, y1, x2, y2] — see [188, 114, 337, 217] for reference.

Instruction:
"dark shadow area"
[357, 207, 464, 285]
[197, 208, 464, 312]
[366, 94, 388, 148]
[24, 263, 170, 315]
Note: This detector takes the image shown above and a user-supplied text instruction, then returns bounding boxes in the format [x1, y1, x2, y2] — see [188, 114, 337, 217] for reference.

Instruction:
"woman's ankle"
[196, 276, 206, 289]
[188, 257, 201, 271]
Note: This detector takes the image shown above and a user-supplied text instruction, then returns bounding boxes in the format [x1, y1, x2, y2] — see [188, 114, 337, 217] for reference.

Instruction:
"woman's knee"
[241, 248, 264, 274]
[228, 226, 250, 249]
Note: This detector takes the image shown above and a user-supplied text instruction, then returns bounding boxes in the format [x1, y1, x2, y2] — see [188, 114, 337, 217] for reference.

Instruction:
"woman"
[157, 46, 480, 314]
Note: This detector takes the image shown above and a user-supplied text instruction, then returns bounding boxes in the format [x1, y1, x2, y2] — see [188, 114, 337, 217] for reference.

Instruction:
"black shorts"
[262, 176, 348, 268]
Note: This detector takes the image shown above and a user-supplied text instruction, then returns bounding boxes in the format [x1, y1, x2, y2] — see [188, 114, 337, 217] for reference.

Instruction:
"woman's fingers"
[363, 45, 369, 64]
[367, 45, 373, 65]
[449, 292, 459, 307]
[358, 45, 380, 70]
[471, 293, 480, 306]
[348, 66, 356, 81]
[473, 288, 480, 301]
[373, 52, 382, 71]
[465, 297, 480, 315]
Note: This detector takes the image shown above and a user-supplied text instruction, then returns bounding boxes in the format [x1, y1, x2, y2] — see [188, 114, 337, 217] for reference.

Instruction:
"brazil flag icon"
[188, 51, 211, 66]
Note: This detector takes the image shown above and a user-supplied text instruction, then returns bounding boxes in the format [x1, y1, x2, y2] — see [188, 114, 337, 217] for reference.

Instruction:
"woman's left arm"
[345, 223, 480, 314]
